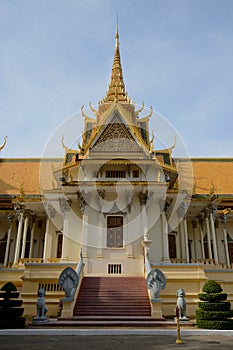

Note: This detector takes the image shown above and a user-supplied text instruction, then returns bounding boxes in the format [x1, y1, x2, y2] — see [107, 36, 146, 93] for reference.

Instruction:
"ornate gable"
[89, 111, 145, 158]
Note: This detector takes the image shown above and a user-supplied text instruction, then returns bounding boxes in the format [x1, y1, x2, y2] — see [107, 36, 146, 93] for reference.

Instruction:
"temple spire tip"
[100, 21, 131, 104]
[115, 14, 119, 47]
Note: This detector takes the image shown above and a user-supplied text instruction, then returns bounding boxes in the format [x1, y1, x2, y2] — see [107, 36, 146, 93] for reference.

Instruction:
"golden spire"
[102, 24, 130, 103]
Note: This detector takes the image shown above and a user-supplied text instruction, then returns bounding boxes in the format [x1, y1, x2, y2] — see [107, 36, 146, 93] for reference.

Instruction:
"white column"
[192, 219, 198, 259]
[205, 209, 212, 259]
[78, 192, 88, 258]
[221, 214, 230, 267]
[60, 198, 72, 261]
[43, 216, 51, 262]
[29, 217, 36, 259]
[13, 208, 24, 266]
[178, 202, 188, 261]
[97, 212, 103, 258]
[183, 216, 189, 262]
[20, 212, 30, 259]
[209, 208, 219, 264]
[43, 204, 56, 262]
[198, 216, 205, 259]
[61, 218, 68, 261]
[139, 192, 148, 240]
[140, 192, 153, 271]
[161, 209, 170, 263]
[97, 191, 105, 258]
[4, 214, 14, 267]
[82, 213, 88, 258]
[178, 222, 185, 259]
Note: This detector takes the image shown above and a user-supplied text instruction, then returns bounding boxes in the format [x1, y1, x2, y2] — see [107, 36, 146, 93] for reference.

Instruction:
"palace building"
[1, 27, 233, 320]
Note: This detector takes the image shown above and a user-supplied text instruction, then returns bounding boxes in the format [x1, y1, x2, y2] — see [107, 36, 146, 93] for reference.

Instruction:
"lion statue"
[35, 288, 48, 320]
[176, 288, 189, 320]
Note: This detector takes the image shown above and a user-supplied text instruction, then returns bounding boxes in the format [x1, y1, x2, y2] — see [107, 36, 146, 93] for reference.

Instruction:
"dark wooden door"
[57, 234, 63, 258]
[168, 234, 177, 259]
[0, 242, 7, 263]
[107, 216, 123, 248]
[228, 243, 233, 263]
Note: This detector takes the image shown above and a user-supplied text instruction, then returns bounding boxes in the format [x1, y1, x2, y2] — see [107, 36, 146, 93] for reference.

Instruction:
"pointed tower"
[65, 25, 155, 157]
[101, 25, 131, 104]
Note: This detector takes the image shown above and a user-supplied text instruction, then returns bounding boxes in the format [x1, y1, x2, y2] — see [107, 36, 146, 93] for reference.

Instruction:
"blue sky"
[1, 0, 233, 158]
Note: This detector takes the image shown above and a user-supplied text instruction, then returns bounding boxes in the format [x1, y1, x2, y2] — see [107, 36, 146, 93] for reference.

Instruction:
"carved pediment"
[90, 112, 143, 154]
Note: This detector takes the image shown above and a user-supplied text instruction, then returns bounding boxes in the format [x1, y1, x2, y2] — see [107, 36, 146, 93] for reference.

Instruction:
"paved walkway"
[0, 329, 233, 350]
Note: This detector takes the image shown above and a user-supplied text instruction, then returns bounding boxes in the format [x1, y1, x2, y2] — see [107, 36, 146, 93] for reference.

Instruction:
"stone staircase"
[31, 276, 195, 327]
[57, 276, 169, 326]
[73, 276, 151, 317]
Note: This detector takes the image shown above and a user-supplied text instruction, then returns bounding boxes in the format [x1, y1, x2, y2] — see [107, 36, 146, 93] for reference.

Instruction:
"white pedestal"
[150, 298, 164, 319]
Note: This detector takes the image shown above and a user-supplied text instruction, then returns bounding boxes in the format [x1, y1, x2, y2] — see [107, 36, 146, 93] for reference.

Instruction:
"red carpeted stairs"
[47, 277, 195, 327]
[73, 276, 151, 317]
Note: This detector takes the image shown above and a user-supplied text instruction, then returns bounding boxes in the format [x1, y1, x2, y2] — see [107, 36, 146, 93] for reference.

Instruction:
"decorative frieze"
[139, 191, 148, 206]
[77, 192, 86, 214]
[44, 203, 56, 219]
[59, 198, 72, 214]
[14, 203, 25, 221]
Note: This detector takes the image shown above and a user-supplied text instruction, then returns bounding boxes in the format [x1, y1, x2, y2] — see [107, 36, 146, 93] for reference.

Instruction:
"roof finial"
[101, 21, 131, 104]
[0, 136, 7, 152]
[116, 13, 119, 47]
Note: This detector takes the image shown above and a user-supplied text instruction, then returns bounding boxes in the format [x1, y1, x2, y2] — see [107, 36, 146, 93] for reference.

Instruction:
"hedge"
[0, 282, 25, 329]
[198, 301, 231, 311]
[202, 280, 223, 293]
[198, 293, 227, 302]
[196, 319, 233, 330]
[0, 318, 25, 329]
[0, 299, 23, 308]
[0, 308, 24, 318]
[0, 291, 19, 299]
[196, 309, 233, 320]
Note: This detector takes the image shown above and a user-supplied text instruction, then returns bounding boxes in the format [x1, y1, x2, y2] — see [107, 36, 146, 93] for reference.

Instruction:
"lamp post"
[175, 305, 183, 344]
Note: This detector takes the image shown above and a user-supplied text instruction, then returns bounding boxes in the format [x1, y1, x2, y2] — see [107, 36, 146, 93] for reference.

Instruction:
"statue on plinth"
[146, 268, 166, 299]
[59, 267, 79, 300]
[33, 288, 48, 322]
[176, 288, 189, 320]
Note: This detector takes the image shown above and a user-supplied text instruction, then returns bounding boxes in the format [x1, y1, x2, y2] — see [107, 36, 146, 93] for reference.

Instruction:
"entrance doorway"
[228, 242, 233, 264]
[57, 234, 63, 258]
[107, 216, 123, 248]
[168, 234, 177, 259]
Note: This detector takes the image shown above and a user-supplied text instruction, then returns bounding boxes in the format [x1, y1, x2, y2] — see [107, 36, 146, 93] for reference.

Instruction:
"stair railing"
[143, 242, 166, 302]
[76, 249, 84, 277]
[58, 249, 85, 318]
[144, 246, 152, 277]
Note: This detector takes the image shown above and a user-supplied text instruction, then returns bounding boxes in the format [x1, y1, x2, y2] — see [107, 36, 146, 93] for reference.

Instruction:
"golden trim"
[0, 136, 7, 151]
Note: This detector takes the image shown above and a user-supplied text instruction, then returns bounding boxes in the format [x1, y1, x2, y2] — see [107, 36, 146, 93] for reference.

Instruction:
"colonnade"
[174, 206, 231, 267]
[1, 200, 233, 268]
[1, 205, 39, 267]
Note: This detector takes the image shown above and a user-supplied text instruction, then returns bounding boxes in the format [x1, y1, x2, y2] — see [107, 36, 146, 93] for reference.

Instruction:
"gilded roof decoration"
[101, 25, 131, 104]
[0, 136, 7, 152]
[90, 114, 143, 154]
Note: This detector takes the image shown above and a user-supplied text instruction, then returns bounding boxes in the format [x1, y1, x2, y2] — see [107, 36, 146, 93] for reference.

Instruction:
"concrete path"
[1, 329, 233, 350]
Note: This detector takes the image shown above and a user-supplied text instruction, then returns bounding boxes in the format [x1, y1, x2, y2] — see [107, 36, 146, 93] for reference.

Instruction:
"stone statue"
[176, 288, 189, 320]
[33, 288, 48, 322]
[59, 267, 79, 300]
[146, 268, 166, 299]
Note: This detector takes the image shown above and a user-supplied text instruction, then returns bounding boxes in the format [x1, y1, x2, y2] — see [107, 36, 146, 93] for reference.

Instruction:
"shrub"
[196, 279, 233, 330]
[198, 292, 227, 302]
[198, 301, 231, 311]
[197, 319, 233, 330]
[0, 282, 25, 329]
[202, 280, 223, 293]
[196, 309, 233, 320]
